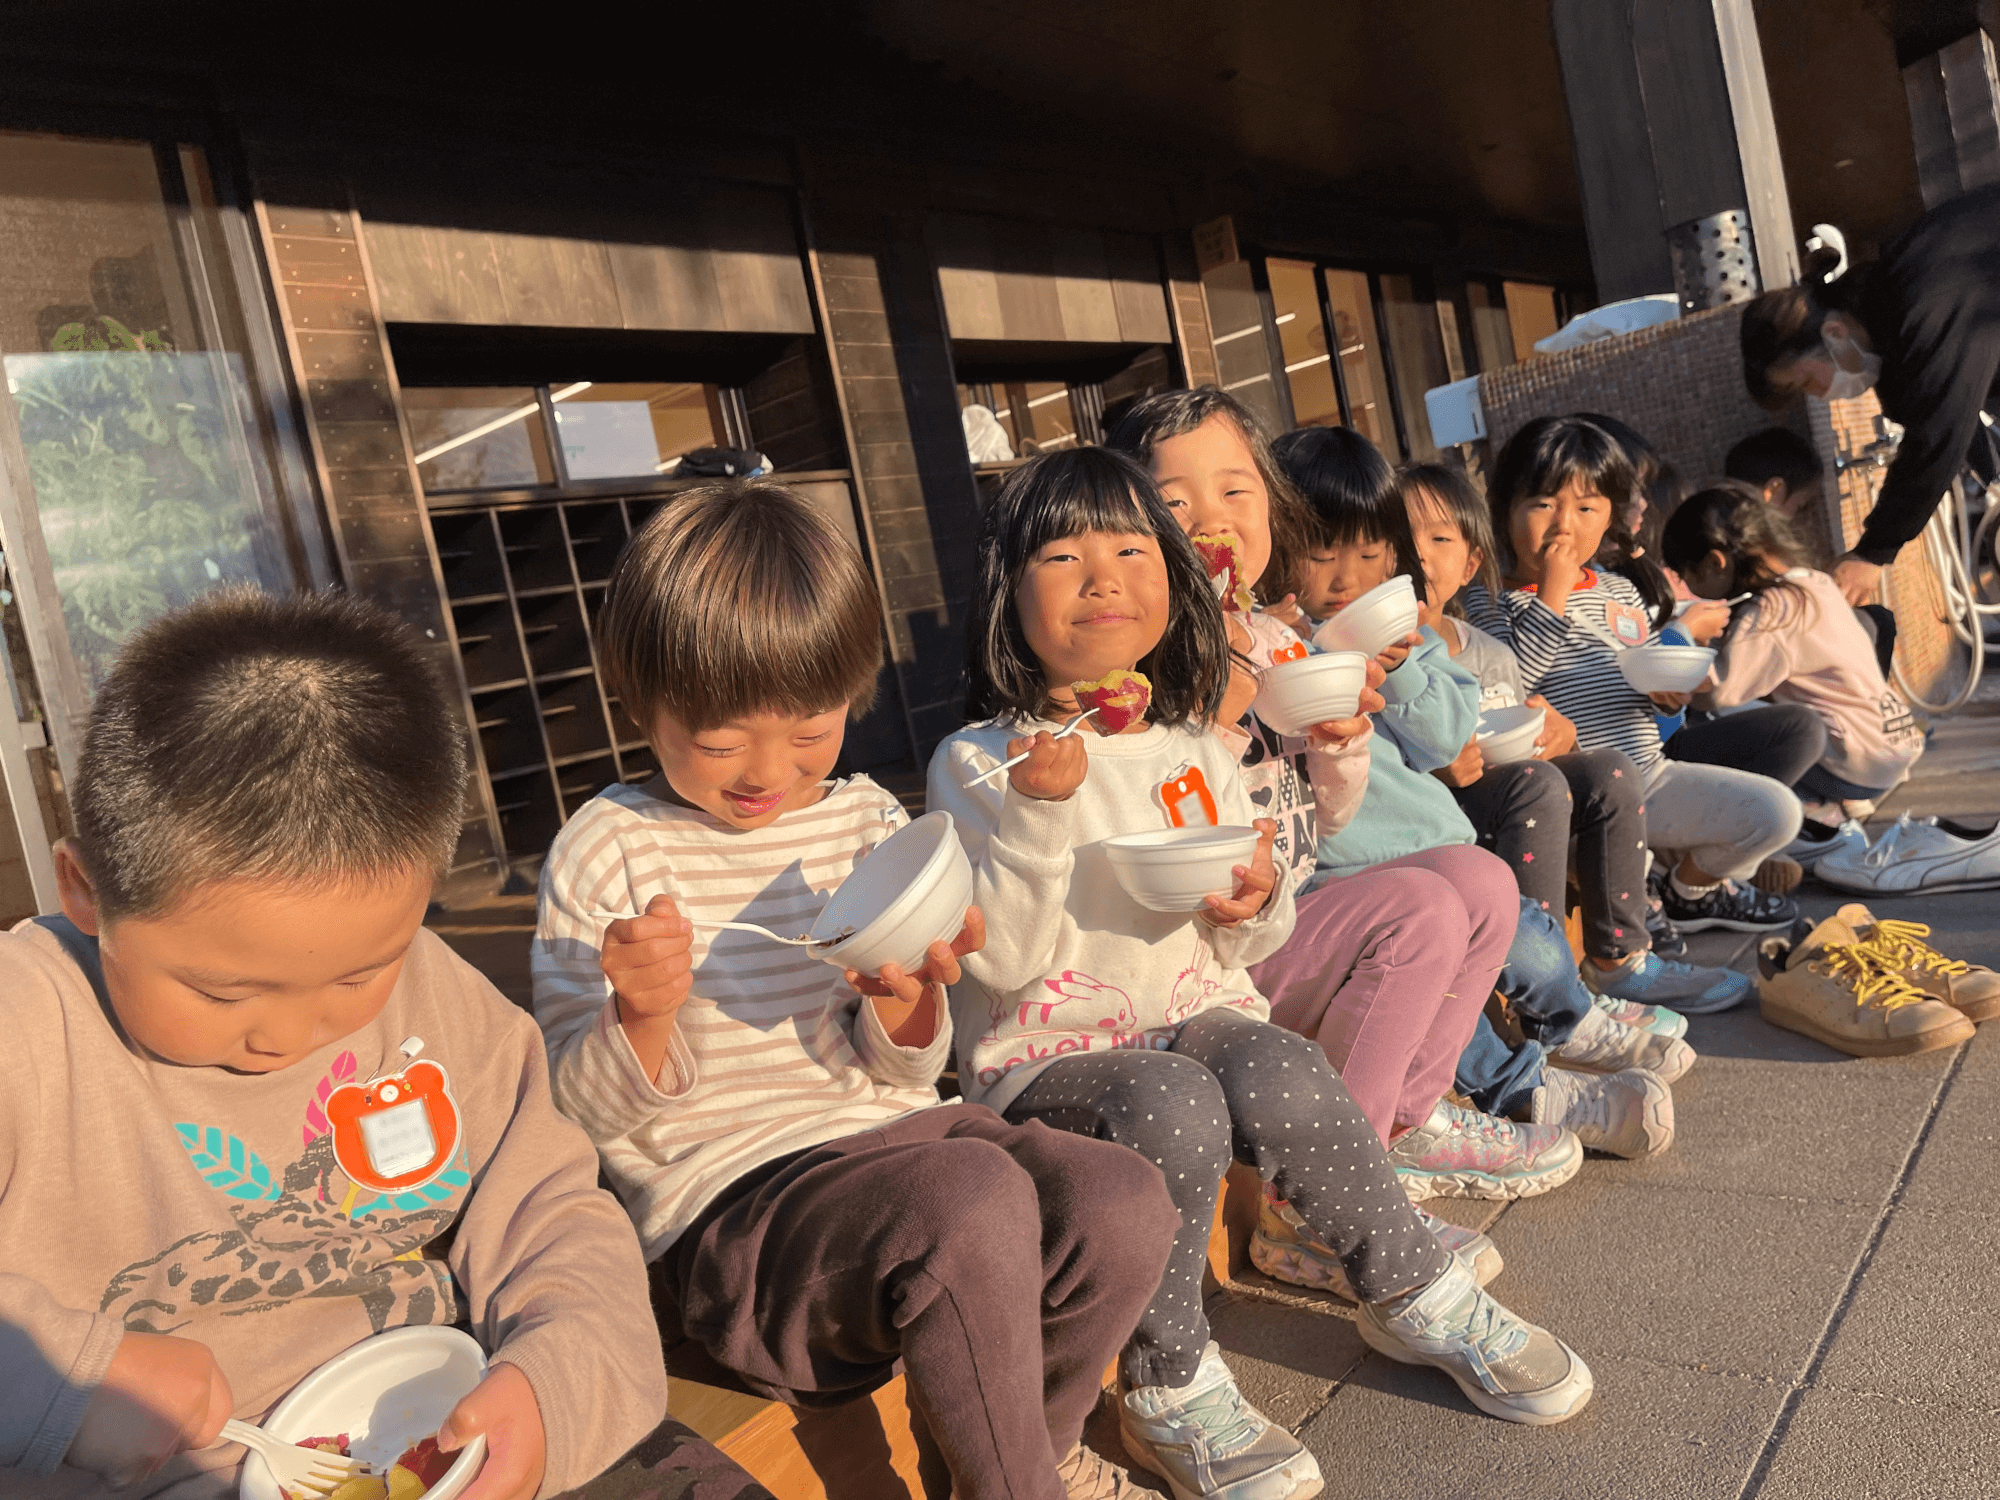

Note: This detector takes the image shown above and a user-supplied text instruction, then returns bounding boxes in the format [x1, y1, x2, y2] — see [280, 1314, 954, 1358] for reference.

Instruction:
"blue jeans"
[1454, 897, 1592, 1119]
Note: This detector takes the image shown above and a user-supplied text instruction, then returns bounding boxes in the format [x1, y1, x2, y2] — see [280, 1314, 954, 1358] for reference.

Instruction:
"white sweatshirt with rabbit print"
[929, 719, 1296, 1115]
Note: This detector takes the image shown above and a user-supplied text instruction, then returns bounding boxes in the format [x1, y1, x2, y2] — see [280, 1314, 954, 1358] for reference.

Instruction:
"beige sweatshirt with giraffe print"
[0, 916, 664, 1498]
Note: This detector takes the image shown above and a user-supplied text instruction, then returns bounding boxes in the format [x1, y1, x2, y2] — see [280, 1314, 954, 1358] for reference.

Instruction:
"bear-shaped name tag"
[1271, 640, 1309, 665]
[326, 1037, 462, 1193]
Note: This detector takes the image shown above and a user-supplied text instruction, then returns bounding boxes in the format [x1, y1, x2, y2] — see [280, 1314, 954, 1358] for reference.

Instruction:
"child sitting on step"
[532, 480, 1180, 1500]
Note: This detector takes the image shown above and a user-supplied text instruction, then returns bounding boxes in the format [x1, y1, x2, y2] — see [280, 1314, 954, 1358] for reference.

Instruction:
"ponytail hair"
[1739, 242, 1849, 409]
[1658, 481, 1815, 633]
[1488, 414, 1675, 628]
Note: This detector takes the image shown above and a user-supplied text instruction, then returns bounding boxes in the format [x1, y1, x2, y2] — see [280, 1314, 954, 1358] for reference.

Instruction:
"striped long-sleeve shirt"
[1462, 571, 1669, 782]
[531, 777, 952, 1258]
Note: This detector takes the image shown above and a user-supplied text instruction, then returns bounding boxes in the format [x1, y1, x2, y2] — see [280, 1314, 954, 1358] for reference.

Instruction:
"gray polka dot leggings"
[1002, 1008, 1449, 1390]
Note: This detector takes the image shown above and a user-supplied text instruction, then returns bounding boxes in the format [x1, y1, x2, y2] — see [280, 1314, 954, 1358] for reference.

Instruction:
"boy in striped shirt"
[532, 482, 1178, 1500]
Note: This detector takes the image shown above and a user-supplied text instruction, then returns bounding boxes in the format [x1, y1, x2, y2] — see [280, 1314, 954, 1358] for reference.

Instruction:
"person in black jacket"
[1740, 184, 2000, 604]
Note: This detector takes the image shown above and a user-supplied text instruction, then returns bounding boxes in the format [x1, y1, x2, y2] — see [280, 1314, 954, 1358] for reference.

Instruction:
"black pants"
[1452, 747, 1650, 962]
[1666, 702, 1826, 787]
[1856, 603, 1898, 679]
[1005, 1008, 1448, 1390]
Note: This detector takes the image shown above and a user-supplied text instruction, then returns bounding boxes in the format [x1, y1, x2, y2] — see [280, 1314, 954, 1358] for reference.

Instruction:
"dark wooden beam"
[1552, 0, 1798, 302]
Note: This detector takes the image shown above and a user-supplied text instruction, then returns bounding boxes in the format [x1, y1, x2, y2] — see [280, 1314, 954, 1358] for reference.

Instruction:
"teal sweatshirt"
[1307, 627, 1481, 885]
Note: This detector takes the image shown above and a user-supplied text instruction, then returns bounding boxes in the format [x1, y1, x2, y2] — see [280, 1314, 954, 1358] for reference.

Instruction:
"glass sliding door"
[0, 130, 305, 704]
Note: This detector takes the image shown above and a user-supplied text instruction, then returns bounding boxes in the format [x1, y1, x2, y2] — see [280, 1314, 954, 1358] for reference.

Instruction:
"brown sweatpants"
[652, 1104, 1180, 1500]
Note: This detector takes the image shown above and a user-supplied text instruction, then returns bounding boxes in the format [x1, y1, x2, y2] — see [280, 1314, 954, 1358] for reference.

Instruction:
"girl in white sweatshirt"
[929, 450, 1593, 1497]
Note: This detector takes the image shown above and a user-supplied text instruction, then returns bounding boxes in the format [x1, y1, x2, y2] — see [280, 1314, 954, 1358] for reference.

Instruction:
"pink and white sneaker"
[1386, 1099, 1582, 1202]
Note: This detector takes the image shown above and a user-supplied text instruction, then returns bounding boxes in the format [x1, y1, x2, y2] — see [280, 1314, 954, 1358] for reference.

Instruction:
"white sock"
[1669, 867, 1721, 902]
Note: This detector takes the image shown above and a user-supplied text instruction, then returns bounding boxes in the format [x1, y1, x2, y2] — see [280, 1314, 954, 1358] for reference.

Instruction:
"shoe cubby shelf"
[430, 496, 664, 869]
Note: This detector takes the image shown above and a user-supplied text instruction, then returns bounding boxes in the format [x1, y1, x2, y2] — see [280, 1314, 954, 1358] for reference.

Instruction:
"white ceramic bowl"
[1253, 650, 1369, 736]
[1102, 825, 1260, 913]
[811, 810, 974, 975]
[1474, 704, 1546, 765]
[1617, 644, 1716, 694]
[240, 1326, 486, 1500]
[1312, 574, 1421, 658]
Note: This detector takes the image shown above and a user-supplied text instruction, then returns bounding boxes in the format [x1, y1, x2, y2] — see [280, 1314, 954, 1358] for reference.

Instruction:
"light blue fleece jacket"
[1307, 626, 1482, 885]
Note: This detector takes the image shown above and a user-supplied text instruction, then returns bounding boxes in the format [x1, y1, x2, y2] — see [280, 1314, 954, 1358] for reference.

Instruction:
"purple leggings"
[1251, 844, 1517, 1145]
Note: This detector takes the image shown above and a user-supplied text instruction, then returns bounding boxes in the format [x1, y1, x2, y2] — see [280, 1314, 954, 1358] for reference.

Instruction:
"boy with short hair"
[1724, 426, 1825, 522]
[0, 589, 666, 1497]
[533, 481, 1180, 1500]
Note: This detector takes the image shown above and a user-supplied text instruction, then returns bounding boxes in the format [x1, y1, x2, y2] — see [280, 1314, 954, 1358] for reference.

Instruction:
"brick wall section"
[1477, 307, 1955, 703]
[248, 163, 506, 886]
[1825, 390, 1954, 699]
[811, 210, 985, 759]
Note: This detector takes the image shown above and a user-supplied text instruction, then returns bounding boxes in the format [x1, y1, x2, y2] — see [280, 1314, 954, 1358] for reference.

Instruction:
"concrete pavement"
[429, 713, 2000, 1499]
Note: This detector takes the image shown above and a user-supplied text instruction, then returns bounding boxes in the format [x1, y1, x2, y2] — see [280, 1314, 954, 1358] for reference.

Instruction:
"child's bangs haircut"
[597, 480, 882, 732]
[1101, 387, 1314, 604]
[964, 447, 1231, 726]
[1489, 414, 1674, 626]
[1397, 462, 1500, 605]
[1271, 425, 1428, 603]
[74, 587, 467, 922]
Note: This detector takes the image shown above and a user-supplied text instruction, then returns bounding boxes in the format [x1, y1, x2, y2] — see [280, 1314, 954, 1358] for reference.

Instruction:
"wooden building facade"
[0, 0, 1939, 912]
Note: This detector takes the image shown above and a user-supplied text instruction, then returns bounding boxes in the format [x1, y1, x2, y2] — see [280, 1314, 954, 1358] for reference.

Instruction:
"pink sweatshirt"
[1701, 568, 1924, 793]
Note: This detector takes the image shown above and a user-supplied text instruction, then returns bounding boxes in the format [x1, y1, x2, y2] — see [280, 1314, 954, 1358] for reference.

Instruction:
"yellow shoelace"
[1817, 943, 1934, 1013]
[1862, 919, 1970, 978]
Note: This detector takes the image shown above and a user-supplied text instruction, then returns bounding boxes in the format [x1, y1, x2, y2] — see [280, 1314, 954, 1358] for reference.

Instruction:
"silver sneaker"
[1355, 1256, 1594, 1425]
[1121, 1342, 1323, 1499]
[1549, 1004, 1696, 1083]
[1530, 1065, 1674, 1158]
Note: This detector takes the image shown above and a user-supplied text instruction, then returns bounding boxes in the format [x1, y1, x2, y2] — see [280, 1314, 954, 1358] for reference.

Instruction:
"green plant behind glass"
[9, 321, 264, 689]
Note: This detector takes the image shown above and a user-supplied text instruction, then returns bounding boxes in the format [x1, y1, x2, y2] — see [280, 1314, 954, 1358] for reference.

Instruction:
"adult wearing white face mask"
[1740, 184, 2000, 605]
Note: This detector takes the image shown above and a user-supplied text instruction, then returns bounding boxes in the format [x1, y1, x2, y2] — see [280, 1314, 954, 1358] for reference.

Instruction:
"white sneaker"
[1354, 1257, 1594, 1425]
[1817, 814, 2000, 894]
[1549, 1004, 1696, 1084]
[1121, 1342, 1323, 1499]
[1785, 818, 1867, 868]
[1529, 1066, 1674, 1158]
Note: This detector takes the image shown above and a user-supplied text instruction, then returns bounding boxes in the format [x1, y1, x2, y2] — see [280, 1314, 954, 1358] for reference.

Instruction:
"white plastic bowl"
[1312, 574, 1421, 657]
[1617, 644, 1715, 694]
[1253, 650, 1369, 735]
[1102, 825, 1260, 913]
[240, 1326, 486, 1500]
[811, 810, 974, 975]
[1474, 705, 1546, 765]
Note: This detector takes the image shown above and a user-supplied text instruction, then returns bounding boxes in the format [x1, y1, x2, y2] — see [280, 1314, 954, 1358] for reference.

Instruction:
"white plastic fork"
[221, 1419, 370, 1496]
[967, 707, 1097, 788]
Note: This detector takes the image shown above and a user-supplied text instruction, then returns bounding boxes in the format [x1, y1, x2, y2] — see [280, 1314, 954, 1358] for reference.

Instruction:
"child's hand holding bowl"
[439, 1362, 544, 1500]
[1308, 657, 1386, 745]
[1528, 694, 1578, 758]
[1199, 819, 1279, 929]
[1373, 629, 1425, 676]
[840, 904, 988, 1024]
[1434, 739, 1486, 788]
[1006, 730, 1087, 802]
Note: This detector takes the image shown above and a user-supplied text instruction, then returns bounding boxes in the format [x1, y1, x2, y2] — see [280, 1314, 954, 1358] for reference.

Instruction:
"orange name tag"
[327, 1055, 462, 1193]
[1156, 764, 1219, 828]
[1602, 600, 1649, 646]
[1271, 640, 1309, 665]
